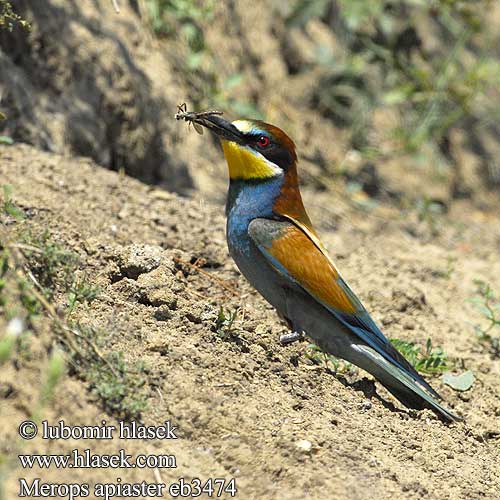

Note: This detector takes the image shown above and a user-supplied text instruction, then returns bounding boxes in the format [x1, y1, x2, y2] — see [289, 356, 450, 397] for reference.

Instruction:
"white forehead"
[232, 120, 260, 134]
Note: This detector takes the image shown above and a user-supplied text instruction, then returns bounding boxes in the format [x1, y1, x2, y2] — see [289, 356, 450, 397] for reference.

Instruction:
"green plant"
[22, 230, 79, 299]
[0, 242, 53, 363]
[0, 247, 40, 323]
[0, 135, 14, 145]
[16, 229, 100, 314]
[144, 0, 214, 53]
[37, 348, 66, 411]
[144, 1, 262, 118]
[469, 280, 500, 355]
[67, 280, 100, 315]
[390, 337, 448, 374]
[0, 317, 23, 364]
[304, 343, 353, 374]
[71, 324, 149, 419]
[181, 70, 263, 119]
[0, 227, 147, 418]
[0, 244, 64, 403]
[0, 340, 65, 500]
[214, 306, 239, 339]
[0, 0, 30, 31]
[434, 256, 456, 280]
[209, 74, 263, 119]
[2, 185, 24, 219]
[289, 0, 500, 192]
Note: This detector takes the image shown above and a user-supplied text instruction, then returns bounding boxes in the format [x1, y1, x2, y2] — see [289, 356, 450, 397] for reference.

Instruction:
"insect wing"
[193, 122, 204, 135]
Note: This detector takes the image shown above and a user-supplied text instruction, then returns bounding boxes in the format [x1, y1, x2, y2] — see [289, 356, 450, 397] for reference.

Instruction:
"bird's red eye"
[257, 135, 270, 148]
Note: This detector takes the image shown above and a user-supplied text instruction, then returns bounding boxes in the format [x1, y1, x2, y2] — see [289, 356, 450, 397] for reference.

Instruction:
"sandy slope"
[1, 143, 499, 499]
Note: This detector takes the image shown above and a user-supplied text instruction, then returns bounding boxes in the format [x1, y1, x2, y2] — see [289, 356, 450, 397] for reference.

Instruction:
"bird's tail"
[350, 344, 461, 422]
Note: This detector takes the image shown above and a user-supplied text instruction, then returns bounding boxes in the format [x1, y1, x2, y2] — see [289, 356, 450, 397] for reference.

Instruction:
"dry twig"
[173, 256, 238, 296]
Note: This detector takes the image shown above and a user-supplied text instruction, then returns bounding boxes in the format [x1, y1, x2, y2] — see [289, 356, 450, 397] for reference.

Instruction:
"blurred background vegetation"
[1, 0, 500, 208]
[147, 0, 500, 192]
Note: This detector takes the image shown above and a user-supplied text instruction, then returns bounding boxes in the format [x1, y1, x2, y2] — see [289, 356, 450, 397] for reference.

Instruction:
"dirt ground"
[1, 143, 499, 499]
[1, 1, 500, 499]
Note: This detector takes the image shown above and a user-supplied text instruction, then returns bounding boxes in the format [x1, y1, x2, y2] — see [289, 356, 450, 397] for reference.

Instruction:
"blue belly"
[226, 179, 289, 315]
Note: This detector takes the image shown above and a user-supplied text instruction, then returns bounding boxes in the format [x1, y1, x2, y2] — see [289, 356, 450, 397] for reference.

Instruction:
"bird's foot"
[279, 331, 304, 345]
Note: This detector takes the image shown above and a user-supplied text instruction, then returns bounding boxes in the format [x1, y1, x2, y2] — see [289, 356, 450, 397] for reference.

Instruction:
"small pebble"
[296, 439, 312, 453]
[359, 400, 372, 411]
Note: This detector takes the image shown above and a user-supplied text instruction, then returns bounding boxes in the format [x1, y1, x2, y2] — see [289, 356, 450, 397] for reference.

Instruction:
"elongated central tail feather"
[351, 344, 461, 422]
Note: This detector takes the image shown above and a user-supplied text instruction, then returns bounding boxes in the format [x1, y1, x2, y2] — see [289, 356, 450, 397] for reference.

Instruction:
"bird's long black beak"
[191, 114, 245, 144]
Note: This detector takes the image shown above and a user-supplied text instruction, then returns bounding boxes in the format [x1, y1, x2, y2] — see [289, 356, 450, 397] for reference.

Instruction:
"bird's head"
[186, 111, 312, 226]
[191, 115, 297, 182]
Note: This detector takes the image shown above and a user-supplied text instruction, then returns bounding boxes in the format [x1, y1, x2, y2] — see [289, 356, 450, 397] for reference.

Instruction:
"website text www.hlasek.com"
[16, 419, 238, 499]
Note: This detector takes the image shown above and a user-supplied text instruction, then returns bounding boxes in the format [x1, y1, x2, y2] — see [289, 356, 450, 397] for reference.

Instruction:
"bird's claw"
[279, 331, 304, 345]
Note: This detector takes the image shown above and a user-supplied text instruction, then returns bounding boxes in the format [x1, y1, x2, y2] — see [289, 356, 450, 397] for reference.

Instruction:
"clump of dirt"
[1, 143, 499, 499]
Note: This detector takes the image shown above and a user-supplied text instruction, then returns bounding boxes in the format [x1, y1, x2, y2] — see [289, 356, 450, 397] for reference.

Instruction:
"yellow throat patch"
[221, 140, 282, 181]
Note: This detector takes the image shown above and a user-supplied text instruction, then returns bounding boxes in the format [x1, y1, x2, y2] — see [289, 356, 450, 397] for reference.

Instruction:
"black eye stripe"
[242, 133, 294, 170]
[246, 134, 272, 146]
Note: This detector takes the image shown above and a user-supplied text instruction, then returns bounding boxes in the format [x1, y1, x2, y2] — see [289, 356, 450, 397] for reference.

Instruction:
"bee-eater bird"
[181, 111, 459, 422]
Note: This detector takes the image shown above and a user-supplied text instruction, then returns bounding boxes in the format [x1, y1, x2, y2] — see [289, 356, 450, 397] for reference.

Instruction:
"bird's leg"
[279, 330, 304, 345]
[277, 311, 304, 345]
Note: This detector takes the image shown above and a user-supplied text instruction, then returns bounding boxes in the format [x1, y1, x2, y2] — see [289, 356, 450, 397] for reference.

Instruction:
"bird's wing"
[248, 217, 364, 316]
[248, 216, 441, 399]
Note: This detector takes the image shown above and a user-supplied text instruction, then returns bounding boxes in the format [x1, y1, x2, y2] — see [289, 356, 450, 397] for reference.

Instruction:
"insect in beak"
[175, 103, 245, 144]
[175, 103, 224, 135]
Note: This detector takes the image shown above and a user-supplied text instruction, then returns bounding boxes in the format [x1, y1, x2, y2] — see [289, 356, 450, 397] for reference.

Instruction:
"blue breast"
[225, 176, 291, 317]
[226, 178, 283, 256]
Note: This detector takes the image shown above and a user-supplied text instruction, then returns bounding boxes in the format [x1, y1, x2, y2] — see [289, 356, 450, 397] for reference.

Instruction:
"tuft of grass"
[2, 184, 25, 219]
[74, 326, 149, 420]
[67, 280, 100, 315]
[18, 229, 100, 313]
[0, 247, 40, 323]
[469, 280, 500, 356]
[89, 354, 148, 420]
[22, 230, 79, 299]
[304, 343, 353, 374]
[36, 348, 66, 413]
[390, 337, 448, 374]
